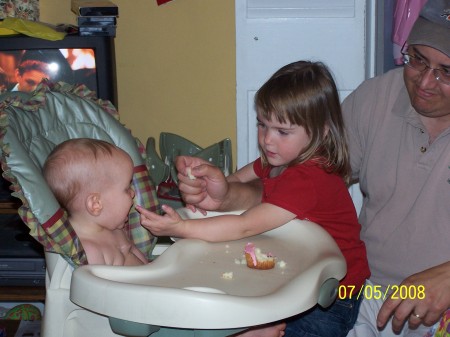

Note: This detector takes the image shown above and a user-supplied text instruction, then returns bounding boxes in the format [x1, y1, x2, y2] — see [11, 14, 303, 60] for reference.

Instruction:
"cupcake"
[244, 242, 275, 270]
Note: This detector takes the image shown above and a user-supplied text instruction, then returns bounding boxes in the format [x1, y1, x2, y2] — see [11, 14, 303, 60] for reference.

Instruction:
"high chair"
[0, 81, 346, 337]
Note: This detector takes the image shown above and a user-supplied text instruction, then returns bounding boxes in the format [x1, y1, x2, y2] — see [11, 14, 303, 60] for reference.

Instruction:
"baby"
[43, 138, 148, 266]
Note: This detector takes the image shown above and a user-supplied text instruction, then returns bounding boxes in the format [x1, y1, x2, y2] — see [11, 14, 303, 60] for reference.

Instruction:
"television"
[0, 34, 117, 107]
[0, 34, 118, 206]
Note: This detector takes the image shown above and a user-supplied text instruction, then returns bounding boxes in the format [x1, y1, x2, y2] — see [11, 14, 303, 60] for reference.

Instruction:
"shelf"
[0, 176, 45, 303]
[0, 286, 45, 302]
[0, 183, 44, 302]
[0, 202, 19, 214]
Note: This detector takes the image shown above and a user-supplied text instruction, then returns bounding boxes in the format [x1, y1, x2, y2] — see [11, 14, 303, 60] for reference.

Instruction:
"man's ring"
[412, 312, 421, 319]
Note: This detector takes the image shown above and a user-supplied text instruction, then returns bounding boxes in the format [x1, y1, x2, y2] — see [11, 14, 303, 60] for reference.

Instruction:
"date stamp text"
[338, 284, 426, 300]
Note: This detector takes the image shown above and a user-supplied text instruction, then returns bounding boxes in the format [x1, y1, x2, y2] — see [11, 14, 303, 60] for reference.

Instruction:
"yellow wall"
[40, 0, 237, 167]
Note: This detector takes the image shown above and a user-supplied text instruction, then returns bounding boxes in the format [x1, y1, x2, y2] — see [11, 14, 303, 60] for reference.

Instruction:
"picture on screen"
[0, 48, 97, 95]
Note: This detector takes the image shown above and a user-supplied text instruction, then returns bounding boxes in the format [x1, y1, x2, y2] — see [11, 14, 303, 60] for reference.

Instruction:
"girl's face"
[257, 113, 310, 167]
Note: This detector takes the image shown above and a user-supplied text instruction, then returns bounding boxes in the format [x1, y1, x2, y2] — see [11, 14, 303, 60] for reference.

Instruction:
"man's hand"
[377, 261, 450, 333]
[175, 156, 229, 212]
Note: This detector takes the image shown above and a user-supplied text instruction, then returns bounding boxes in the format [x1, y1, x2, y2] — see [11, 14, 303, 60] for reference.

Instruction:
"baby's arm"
[129, 245, 149, 264]
[123, 247, 148, 265]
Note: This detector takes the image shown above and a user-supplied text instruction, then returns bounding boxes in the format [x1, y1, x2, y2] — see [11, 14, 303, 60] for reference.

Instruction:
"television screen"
[0, 34, 117, 106]
[0, 34, 118, 205]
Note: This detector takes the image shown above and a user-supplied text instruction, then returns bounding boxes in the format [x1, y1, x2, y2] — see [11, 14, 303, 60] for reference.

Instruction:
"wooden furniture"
[0, 286, 45, 302]
[0, 200, 20, 214]
[0, 177, 46, 302]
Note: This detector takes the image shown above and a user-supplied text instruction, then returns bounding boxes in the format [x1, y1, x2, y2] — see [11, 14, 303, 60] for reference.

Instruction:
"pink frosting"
[245, 242, 257, 266]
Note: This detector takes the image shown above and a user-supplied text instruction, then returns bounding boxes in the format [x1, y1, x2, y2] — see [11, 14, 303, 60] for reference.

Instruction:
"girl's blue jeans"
[284, 296, 363, 337]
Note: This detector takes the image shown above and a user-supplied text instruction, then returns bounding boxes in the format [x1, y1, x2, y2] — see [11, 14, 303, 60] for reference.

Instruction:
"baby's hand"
[136, 205, 184, 237]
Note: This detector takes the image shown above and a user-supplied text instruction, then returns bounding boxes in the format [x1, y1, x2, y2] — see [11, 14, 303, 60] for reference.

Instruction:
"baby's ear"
[86, 193, 102, 216]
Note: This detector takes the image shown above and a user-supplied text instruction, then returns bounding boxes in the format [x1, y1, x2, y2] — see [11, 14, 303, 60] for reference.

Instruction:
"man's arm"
[175, 156, 262, 212]
[218, 179, 262, 211]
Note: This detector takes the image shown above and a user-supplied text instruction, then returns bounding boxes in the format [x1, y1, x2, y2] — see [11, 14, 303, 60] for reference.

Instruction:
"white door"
[235, 0, 376, 168]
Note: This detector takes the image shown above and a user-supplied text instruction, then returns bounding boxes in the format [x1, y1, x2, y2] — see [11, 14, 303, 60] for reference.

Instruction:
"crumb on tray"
[222, 272, 234, 279]
[277, 260, 287, 268]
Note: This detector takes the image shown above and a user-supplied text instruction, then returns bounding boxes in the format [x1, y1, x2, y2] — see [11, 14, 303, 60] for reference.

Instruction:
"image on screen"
[0, 48, 97, 95]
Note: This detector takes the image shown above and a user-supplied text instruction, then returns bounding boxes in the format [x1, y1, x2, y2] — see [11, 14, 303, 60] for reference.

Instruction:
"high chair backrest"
[156, 132, 232, 185]
[0, 81, 159, 266]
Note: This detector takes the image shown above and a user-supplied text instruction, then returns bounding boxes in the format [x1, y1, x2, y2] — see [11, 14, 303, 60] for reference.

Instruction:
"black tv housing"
[0, 34, 118, 107]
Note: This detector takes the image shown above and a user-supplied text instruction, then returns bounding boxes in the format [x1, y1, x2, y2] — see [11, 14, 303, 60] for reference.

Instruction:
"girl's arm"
[137, 202, 296, 242]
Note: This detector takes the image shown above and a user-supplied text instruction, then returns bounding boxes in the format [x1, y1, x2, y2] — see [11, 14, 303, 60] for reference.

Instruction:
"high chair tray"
[70, 209, 346, 330]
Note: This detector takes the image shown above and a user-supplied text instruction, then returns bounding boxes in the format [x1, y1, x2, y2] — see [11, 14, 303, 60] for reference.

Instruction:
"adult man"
[12, 50, 73, 93]
[342, 0, 450, 335]
[174, 0, 450, 336]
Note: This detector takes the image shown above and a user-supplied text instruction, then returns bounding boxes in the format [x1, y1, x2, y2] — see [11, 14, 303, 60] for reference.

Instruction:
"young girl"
[138, 61, 370, 337]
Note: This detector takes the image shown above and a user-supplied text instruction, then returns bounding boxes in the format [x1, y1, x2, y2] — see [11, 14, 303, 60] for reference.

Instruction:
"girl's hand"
[136, 204, 185, 237]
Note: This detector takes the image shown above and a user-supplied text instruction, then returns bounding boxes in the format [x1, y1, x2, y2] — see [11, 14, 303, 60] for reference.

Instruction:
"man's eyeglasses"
[401, 48, 450, 85]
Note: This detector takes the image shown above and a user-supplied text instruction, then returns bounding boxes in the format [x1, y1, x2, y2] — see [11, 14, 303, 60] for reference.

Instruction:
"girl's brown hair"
[255, 61, 351, 183]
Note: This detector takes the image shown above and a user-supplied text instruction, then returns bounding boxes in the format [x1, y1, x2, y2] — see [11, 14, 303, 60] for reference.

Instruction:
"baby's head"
[43, 138, 134, 214]
[255, 60, 350, 180]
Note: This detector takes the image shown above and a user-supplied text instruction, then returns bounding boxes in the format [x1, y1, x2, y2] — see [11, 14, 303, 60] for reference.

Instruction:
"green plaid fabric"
[0, 80, 160, 267]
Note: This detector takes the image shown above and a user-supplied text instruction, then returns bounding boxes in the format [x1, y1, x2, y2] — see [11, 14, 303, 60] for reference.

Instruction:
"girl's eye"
[256, 121, 265, 128]
[278, 129, 289, 136]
